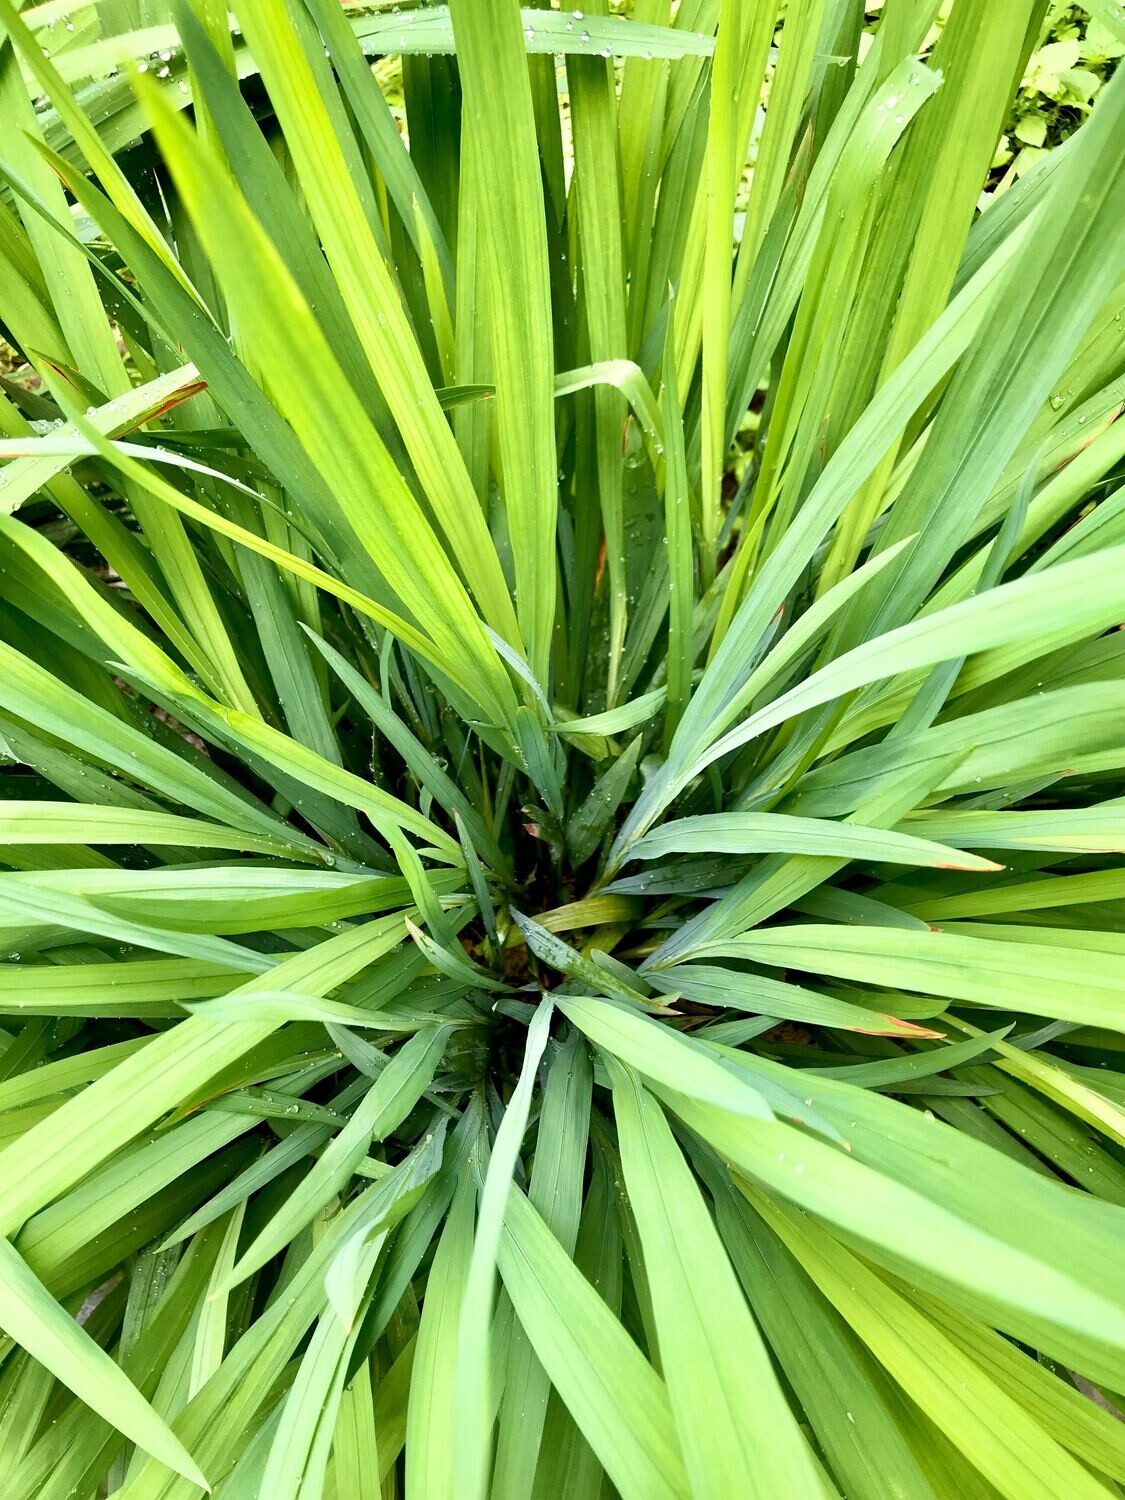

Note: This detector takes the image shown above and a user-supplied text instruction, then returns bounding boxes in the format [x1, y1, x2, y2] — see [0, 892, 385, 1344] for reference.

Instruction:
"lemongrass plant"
[0, 0, 1123, 1496]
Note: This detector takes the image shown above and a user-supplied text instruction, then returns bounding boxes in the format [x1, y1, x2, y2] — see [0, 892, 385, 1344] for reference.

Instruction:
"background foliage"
[0, 0, 1123, 1497]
